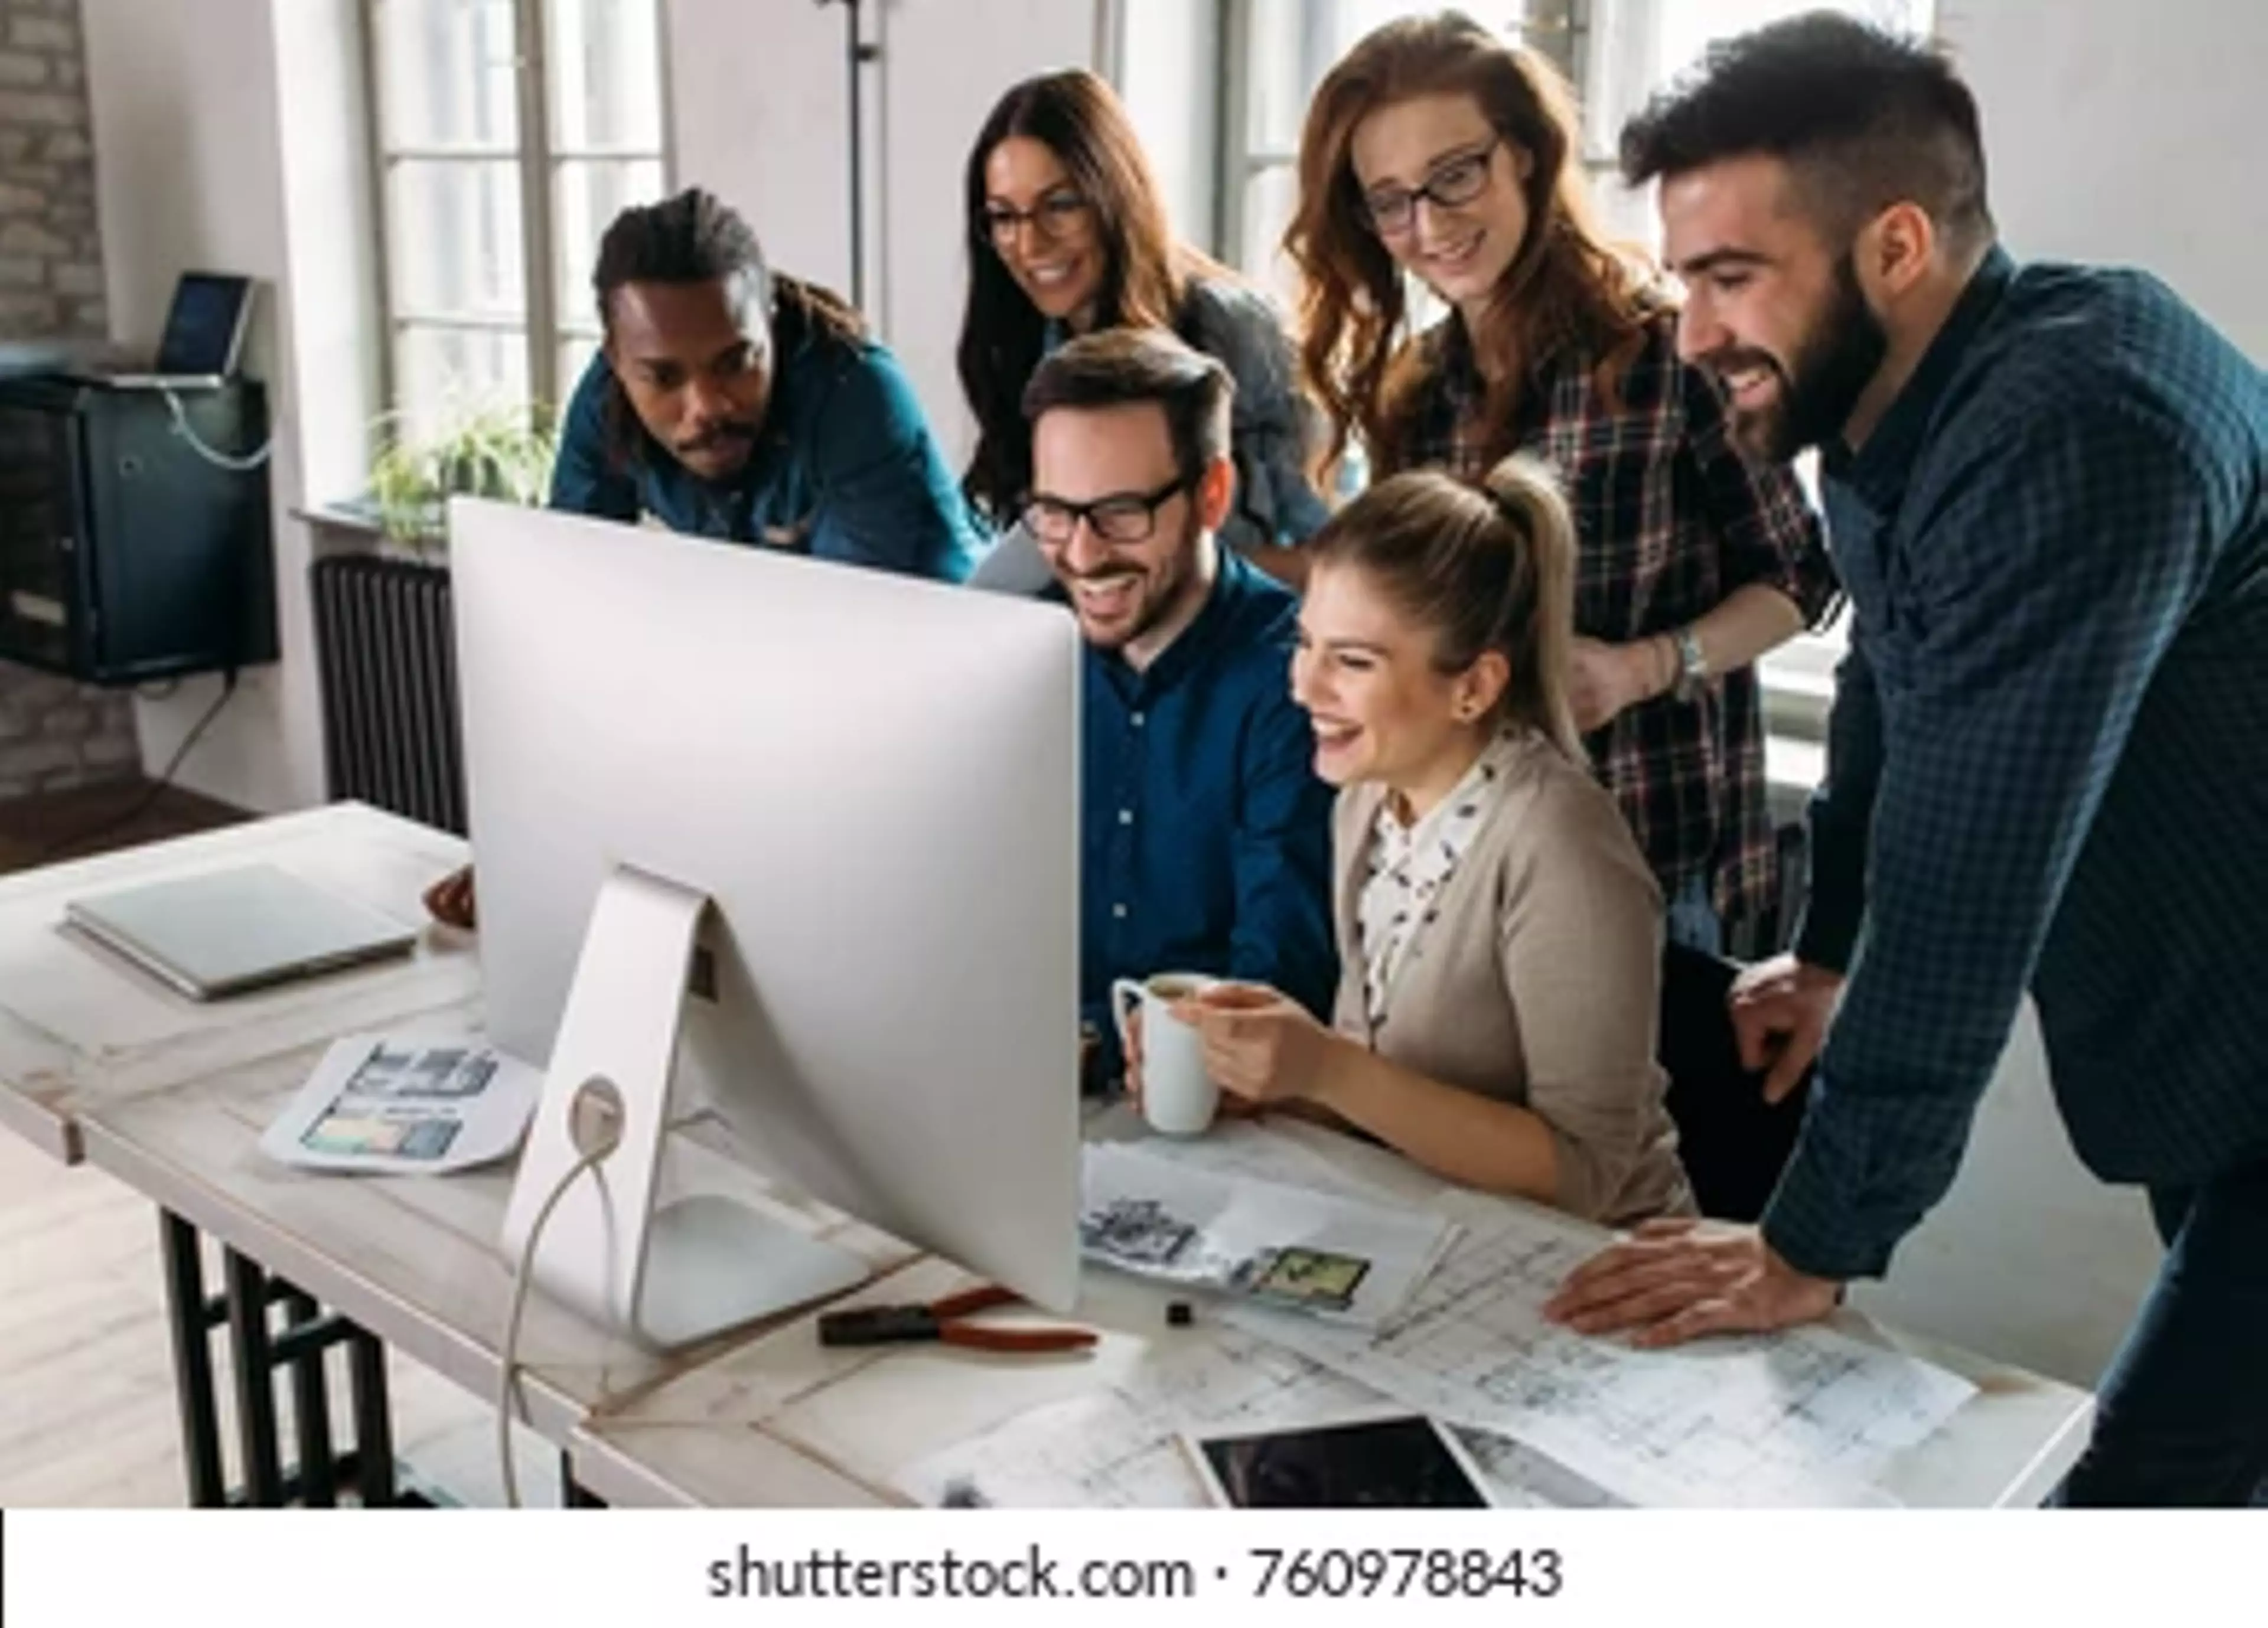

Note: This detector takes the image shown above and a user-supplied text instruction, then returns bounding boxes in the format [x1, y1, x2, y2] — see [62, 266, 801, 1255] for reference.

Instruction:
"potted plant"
[367, 399, 559, 552]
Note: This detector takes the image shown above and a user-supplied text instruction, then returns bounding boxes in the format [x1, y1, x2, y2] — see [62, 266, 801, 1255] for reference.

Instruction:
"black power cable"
[33, 671, 240, 866]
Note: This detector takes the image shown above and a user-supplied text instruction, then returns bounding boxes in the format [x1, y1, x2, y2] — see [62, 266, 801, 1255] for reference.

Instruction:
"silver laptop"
[66, 864, 418, 1000]
[99, 271, 255, 390]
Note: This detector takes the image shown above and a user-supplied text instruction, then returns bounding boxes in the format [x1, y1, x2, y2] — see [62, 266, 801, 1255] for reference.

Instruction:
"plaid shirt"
[1394, 309, 1837, 926]
[1770, 249, 2268, 1280]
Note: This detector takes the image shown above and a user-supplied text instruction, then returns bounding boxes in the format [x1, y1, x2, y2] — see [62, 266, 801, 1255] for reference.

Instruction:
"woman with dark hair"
[960, 69, 1326, 592]
[1283, 12, 1837, 953]
[1172, 456, 1692, 1226]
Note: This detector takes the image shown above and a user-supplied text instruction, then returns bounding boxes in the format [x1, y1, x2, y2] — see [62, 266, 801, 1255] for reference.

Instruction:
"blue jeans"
[1665, 873, 1722, 956]
[2055, 1154, 2268, 1506]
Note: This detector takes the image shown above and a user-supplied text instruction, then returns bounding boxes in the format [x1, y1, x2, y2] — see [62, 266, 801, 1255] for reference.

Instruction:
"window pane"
[1239, 162, 1302, 314]
[546, 0, 664, 152]
[1243, 0, 1318, 156]
[387, 158, 527, 321]
[395, 324, 531, 442]
[372, 0, 520, 151]
[553, 158, 667, 316]
[557, 335, 602, 407]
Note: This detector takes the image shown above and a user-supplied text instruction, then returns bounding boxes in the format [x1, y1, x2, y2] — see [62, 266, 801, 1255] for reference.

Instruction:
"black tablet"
[1184, 1412, 1494, 1508]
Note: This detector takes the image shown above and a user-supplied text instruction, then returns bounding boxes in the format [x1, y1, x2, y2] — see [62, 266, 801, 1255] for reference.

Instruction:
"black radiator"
[309, 555, 465, 834]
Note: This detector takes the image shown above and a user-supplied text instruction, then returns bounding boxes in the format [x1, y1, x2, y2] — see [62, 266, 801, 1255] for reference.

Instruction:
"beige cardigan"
[1331, 732, 1694, 1227]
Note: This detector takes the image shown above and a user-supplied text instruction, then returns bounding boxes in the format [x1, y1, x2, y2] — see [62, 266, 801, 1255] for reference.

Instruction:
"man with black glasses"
[1021, 329, 1336, 1092]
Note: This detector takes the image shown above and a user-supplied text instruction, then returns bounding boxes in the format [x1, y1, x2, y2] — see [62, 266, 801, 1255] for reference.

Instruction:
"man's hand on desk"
[1541, 1220, 1840, 1348]
[1728, 953, 1843, 1103]
[422, 864, 477, 931]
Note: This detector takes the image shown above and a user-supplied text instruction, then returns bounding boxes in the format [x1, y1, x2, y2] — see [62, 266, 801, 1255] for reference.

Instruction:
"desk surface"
[569, 1111, 2093, 1510]
[9, 807, 2096, 1505]
[0, 804, 474, 1163]
[6, 804, 914, 1454]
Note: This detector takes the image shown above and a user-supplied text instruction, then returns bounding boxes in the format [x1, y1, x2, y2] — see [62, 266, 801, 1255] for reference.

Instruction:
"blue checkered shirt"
[1769, 247, 2268, 1281]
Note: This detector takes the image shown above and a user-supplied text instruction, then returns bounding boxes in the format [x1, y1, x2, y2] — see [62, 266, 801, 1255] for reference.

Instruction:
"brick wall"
[0, 0, 138, 800]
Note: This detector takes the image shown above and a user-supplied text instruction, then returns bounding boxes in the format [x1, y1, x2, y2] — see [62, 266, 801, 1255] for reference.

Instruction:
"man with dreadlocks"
[423, 187, 985, 931]
[549, 185, 983, 578]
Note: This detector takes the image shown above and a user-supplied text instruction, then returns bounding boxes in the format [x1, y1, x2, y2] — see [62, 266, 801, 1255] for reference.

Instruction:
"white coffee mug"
[1112, 971, 1220, 1136]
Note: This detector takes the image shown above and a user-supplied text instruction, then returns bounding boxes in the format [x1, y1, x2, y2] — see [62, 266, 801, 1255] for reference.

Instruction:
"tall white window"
[366, 0, 670, 440]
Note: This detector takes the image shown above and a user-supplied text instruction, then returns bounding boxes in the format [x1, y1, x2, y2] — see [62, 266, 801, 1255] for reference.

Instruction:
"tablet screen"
[1192, 1415, 1490, 1508]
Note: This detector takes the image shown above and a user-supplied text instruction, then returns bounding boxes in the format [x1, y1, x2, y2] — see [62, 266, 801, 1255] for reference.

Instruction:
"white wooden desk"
[0, 805, 908, 1505]
[0, 803, 474, 1165]
[5, 808, 2097, 1510]
[78, 1039, 909, 1506]
[571, 1109, 2096, 1510]
[0, 805, 484, 1503]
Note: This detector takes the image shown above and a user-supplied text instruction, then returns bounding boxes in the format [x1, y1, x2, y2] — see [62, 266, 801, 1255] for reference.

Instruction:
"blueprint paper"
[1227, 1195, 1973, 1508]
[892, 1322, 1618, 1510]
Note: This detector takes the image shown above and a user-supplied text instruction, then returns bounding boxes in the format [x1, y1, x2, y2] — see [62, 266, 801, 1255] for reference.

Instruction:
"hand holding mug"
[1176, 982, 1340, 1107]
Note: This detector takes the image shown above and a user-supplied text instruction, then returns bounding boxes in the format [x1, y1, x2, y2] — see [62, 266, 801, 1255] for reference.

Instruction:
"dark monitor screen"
[154, 273, 252, 376]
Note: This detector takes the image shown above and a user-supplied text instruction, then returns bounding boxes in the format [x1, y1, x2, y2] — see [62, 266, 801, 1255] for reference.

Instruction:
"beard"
[1728, 252, 1889, 462]
[1062, 509, 1204, 654]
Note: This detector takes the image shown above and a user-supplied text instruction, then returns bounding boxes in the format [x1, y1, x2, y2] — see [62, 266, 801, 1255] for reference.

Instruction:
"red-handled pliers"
[816, 1284, 1097, 1353]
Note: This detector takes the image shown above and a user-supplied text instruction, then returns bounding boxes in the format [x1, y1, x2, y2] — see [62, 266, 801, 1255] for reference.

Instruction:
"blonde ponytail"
[1478, 454, 1583, 761]
[1306, 453, 1586, 763]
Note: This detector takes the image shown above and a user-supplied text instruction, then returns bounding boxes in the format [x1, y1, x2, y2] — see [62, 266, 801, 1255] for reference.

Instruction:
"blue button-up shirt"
[1077, 551, 1338, 1075]
[549, 303, 984, 581]
[1772, 246, 2268, 1281]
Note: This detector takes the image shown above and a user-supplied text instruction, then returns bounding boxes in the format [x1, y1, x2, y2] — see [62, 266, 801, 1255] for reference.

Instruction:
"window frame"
[359, 0, 676, 429]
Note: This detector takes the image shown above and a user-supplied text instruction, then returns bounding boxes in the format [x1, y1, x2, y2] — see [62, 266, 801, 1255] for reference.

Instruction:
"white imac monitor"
[449, 497, 1081, 1346]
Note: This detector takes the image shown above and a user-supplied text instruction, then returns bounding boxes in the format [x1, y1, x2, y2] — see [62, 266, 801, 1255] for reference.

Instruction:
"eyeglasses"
[1023, 474, 1191, 546]
[1361, 138, 1501, 238]
[981, 193, 1090, 246]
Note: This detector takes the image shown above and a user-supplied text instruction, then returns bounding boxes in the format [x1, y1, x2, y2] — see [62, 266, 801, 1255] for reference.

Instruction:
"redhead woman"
[1285, 12, 1837, 951]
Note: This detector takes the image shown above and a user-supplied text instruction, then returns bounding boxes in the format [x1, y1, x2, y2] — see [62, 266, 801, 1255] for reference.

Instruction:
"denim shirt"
[550, 306, 985, 582]
[1769, 247, 2268, 1281]
[1077, 550, 1338, 1079]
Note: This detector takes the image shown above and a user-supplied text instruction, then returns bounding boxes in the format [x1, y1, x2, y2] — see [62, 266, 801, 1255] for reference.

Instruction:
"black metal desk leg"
[157, 1212, 226, 1508]
[561, 1450, 607, 1508]
[223, 1249, 286, 1506]
[348, 1328, 397, 1507]
[278, 1287, 337, 1506]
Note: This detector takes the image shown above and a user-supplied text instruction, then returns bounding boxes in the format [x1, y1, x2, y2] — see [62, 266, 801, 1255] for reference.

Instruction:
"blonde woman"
[1177, 457, 1692, 1227]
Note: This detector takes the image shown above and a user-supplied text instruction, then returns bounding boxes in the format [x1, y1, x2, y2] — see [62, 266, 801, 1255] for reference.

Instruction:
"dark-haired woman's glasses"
[983, 193, 1090, 246]
[1022, 474, 1191, 546]
[1361, 138, 1502, 237]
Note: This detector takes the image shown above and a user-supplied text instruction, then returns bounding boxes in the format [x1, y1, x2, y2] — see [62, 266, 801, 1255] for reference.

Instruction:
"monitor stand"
[498, 864, 868, 1350]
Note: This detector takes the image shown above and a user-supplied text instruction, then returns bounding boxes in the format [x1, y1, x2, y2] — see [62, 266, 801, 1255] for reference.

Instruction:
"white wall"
[79, 0, 325, 815]
[1939, 0, 2267, 360]
[666, 0, 1104, 463]
[1847, 1004, 2163, 1388]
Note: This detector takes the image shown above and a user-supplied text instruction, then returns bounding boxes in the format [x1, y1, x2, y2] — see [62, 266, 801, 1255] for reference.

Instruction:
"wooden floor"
[0, 782, 549, 1507]
[0, 779, 250, 873]
[0, 1130, 552, 1506]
